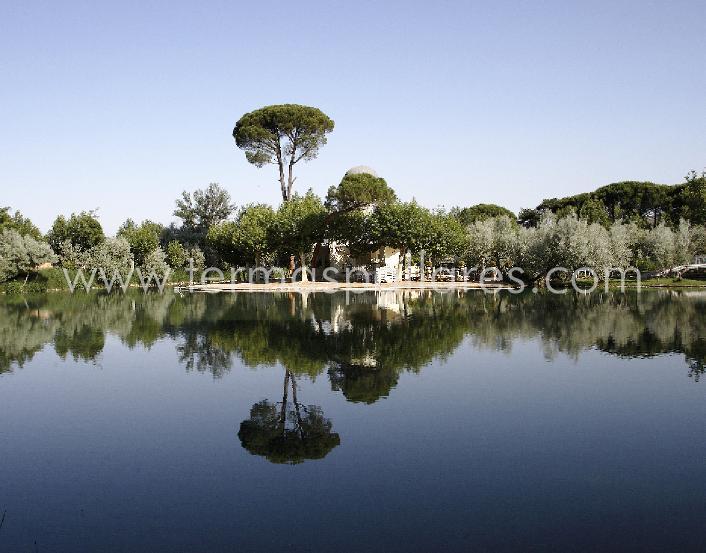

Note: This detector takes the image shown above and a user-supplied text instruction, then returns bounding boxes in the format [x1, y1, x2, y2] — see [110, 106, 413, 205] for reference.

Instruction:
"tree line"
[1, 102, 705, 288]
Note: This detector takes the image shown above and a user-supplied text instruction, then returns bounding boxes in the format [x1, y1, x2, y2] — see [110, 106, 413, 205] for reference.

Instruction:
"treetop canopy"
[233, 104, 334, 168]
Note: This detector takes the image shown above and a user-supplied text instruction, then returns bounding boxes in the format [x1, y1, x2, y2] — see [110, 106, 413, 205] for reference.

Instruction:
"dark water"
[1, 289, 705, 552]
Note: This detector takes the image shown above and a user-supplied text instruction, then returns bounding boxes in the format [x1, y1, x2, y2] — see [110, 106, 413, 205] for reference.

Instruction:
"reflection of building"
[319, 166, 402, 282]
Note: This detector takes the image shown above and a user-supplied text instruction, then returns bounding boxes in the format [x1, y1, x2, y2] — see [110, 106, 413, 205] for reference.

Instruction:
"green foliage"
[578, 197, 611, 227]
[325, 173, 396, 212]
[206, 221, 240, 266]
[273, 190, 326, 258]
[518, 208, 542, 228]
[236, 204, 277, 264]
[466, 215, 522, 270]
[426, 211, 468, 261]
[165, 240, 187, 269]
[0, 229, 58, 283]
[640, 220, 694, 271]
[682, 170, 706, 225]
[368, 201, 433, 255]
[48, 211, 105, 254]
[452, 203, 516, 226]
[233, 104, 334, 201]
[117, 219, 163, 266]
[0, 207, 43, 240]
[173, 183, 235, 231]
[528, 180, 705, 229]
[87, 237, 133, 276]
[142, 247, 170, 278]
[186, 246, 205, 272]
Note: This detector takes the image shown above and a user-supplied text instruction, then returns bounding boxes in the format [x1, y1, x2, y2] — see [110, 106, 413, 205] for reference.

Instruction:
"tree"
[234, 204, 277, 266]
[518, 208, 542, 228]
[173, 183, 235, 232]
[643, 223, 678, 272]
[578, 197, 610, 227]
[165, 240, 187, 269]
[86, 237, 133, 281]
[206, 221, 239, 267]
[0, 207, 42, 240]
[0, 229, 57, 283]
[142, 247, 170, 278]
[682, 170, 706, 225]
[516, 214, 615, 282]
[272, 190, 326, 281]
[233, 104, 335, 201]
[208, 204, 277, 267]
[48, 211, 104, 253]
[117, 219, 163, 267]
[325, 172, 396, 213]
[452, 203, 516, 226]
[429, 211, 468, 261]
[365, 201, 432, 274]
[466, 215, 521, 271]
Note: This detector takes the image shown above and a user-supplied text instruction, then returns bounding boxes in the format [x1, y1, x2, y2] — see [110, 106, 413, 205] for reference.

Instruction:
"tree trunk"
[287, 160, 295, 201]
[299, 252, 308, 282]
[275, 137, 288, 202]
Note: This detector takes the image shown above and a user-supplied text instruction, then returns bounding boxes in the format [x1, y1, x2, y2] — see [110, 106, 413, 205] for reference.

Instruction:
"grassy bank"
[0, 268, 195, 294]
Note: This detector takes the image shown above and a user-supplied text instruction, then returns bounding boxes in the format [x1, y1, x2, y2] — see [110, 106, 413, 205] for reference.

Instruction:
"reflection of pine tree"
[238, 370, 340, 464]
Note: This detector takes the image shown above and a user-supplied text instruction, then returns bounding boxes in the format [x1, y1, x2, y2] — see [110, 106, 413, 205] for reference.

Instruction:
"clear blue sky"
[2, 0, 705, 234]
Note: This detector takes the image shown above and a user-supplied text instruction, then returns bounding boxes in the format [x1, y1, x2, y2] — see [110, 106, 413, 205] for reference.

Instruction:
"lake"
[1, 289, 705, 552]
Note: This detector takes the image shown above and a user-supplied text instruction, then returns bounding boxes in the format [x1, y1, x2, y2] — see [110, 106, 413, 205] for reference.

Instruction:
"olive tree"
[233, 104, 334, 202]
[465, 215, 521, 270]
[0, 229, 57, 282]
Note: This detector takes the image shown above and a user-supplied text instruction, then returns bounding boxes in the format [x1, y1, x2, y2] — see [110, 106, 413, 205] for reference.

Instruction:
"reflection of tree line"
[3, 289, 706, 463]
[2, 289, 706, 383]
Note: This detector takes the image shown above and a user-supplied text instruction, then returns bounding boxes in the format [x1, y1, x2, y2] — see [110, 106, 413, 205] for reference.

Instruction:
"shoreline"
[174, 281, 513, 293]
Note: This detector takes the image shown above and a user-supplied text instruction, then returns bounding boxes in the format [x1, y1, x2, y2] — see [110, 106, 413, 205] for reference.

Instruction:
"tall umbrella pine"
[233, 104, 334, 202]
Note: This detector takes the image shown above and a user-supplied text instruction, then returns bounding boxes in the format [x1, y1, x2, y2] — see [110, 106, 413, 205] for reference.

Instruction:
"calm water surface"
[1, 289, 705, 552]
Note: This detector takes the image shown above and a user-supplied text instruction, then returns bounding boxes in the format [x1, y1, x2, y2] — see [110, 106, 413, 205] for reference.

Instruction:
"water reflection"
[238, 370, 340, 464]
[1, 289, 705, 386]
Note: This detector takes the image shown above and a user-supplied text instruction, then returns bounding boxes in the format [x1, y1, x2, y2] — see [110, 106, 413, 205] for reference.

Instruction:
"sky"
[1, 0, 705, 234]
